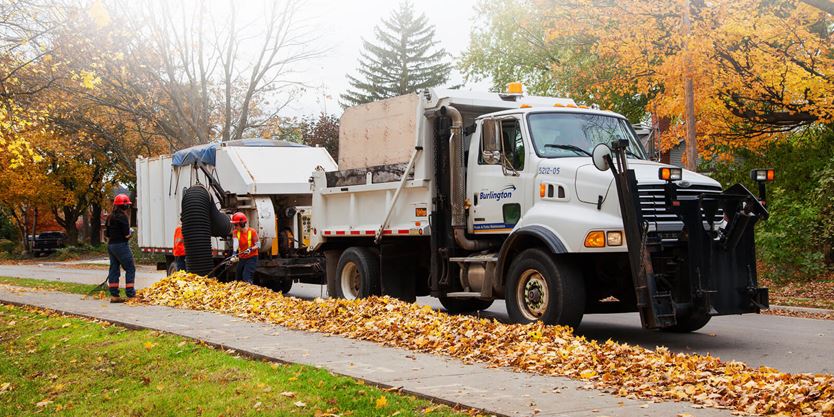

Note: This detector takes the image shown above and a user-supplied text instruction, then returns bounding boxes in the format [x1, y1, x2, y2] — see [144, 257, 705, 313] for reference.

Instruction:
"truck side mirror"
[592, 144, 612, 171]
[481, 118, 501, 165]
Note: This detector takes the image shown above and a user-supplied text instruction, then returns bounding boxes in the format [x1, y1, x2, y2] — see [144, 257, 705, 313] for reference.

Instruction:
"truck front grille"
[637, 184, 723, 233]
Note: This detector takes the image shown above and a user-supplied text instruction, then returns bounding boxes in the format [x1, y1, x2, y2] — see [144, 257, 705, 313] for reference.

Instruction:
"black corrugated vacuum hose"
[181, 186, 231, 275]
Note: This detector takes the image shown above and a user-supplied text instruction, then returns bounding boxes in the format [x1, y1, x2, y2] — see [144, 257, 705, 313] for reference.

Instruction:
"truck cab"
[466, 107, 722, 249]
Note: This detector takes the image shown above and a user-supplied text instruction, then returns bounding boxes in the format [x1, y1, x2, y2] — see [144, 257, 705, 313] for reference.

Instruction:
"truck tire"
[264, 279, 293, 294]
[167, 261, 178, 277]
[661, 308, 711, 333]
[331, 247, 380, 300]
[438, 297, 493, 314]
[505, 248, 585, 328]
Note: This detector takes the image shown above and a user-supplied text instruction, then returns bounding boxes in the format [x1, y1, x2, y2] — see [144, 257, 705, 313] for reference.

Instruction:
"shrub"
[0, 239, 16, 253]
[707, 126, 834, 283]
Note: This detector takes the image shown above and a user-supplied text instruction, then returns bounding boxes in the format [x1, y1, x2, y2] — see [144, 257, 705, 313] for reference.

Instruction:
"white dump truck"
[310, 87, 772, 331]
[136, 139, 337, 292]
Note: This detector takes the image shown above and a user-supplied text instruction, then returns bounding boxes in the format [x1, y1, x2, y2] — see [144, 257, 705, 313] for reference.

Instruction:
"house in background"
[633, 120, 686, 167]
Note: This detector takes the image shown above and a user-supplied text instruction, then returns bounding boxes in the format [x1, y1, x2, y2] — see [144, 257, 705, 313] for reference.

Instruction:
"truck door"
[467, 116, 530, 235]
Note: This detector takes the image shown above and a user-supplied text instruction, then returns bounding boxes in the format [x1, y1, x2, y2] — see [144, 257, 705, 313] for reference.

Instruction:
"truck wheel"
[263, 279, 293, 294]
[505, 248, 585, 328]
[331, 247, 380, 300]
[278, 279, 293, 294]
[439, 297, 493, 314]
[166, 261, 177, 277]
[661, 308, 711, 333]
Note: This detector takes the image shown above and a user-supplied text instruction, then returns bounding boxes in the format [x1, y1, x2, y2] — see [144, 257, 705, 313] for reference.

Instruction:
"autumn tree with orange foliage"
[464, 0, 833, 162]
[0, 0, 317, 249]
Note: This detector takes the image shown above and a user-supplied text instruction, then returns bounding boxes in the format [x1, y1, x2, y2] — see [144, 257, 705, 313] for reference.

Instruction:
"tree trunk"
[31, 208, 38, 251]
[682, 0, 698, 171]
[63, 206, 79, 245]
[90, 203, 102, 246]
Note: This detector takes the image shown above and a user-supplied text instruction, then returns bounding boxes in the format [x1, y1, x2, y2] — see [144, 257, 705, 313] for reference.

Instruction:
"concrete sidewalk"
[0, 286, 730, 417]
[0, 263, 162, 288]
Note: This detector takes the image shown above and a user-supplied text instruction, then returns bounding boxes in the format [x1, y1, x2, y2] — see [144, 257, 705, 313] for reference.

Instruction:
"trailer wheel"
[438, 297, 493, 314]
[331, 247, 380, 300]
[505, 248, 584, 328]
[661, 308, 711, 333]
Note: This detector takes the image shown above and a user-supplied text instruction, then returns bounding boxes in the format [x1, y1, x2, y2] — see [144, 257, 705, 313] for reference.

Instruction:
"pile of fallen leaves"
[135, 272, 834, 416]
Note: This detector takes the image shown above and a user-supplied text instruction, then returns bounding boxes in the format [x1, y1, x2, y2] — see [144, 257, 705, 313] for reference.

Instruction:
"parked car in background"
[31, 231, 66, 256]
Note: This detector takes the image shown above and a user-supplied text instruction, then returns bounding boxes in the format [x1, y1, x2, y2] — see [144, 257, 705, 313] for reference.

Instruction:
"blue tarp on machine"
[171, 138, 307, 167]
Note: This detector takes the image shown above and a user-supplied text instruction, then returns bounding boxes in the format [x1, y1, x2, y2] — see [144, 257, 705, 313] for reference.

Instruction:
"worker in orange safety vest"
[230, 212, 259, 284]
[173, 222, 186, 272]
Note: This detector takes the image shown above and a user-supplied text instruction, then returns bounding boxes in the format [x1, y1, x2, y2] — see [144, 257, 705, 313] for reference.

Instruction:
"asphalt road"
[1, 262, 832, 375]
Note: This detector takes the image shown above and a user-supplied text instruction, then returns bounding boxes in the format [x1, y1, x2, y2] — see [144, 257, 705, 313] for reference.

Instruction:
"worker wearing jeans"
[105, 194, 136, 302]
[231, 212, 259, 284]
[108, 242, 136, 296]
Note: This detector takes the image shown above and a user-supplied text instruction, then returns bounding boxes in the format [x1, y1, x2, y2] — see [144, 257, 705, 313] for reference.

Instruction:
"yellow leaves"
[375, 395, 389, 409]
[0, 382, 11, 394]
[143, 341, 157, 350]
[88, 0, 111, 28]
[135, 273, 834, 416]
[35, 399, 53, 408]
[579, 369, 597, 379]
[78, 70, 101, 90]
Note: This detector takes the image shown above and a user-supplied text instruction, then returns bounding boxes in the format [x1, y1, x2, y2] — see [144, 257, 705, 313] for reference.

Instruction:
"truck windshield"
[527, 113, 646, 159]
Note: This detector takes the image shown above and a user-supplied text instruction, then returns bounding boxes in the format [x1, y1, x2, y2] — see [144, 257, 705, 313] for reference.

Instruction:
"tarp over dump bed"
[171, 139, 306, 167]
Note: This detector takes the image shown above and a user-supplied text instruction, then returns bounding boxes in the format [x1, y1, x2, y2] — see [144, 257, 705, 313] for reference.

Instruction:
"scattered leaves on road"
[134, 272, 834, 416]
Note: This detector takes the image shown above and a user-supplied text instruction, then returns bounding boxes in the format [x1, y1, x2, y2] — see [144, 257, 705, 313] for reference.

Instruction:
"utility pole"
[682, 0, 698, 171]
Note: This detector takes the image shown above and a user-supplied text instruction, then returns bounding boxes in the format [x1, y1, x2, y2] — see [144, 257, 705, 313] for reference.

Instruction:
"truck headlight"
[607, 231, 623, 246]
[750, 168, 775, 182]
[659, 167, 682, 181]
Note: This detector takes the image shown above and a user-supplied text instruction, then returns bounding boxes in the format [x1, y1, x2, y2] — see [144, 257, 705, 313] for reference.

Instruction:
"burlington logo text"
[480, 185, 516, 202]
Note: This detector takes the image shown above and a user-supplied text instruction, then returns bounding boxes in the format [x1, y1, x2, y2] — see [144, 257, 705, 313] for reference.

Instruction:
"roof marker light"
[507, 82, 524, 94]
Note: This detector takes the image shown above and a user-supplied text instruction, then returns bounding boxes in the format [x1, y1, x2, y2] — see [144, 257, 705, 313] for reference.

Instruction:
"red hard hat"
[113, 194, 132, 206]
[231, 212, 247, 224]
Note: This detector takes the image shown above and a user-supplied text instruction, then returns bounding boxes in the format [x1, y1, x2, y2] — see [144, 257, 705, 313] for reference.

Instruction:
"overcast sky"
[282, 0, 490, 117]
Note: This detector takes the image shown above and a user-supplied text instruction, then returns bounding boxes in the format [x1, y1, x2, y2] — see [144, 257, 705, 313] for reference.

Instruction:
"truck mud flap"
[379, 243, 417, 302]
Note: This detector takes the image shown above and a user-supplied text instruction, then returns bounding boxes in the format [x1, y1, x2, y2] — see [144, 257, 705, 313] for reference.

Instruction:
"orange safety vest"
[235, 228, 259, 259]
[173, 226, 185, 256]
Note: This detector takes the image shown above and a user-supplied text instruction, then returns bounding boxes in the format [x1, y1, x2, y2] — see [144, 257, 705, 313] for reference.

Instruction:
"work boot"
[110, 296, 125, 303]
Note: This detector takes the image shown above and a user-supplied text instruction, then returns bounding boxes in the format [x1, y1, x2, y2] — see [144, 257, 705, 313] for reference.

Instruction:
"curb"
[768, 304, 834, 315]
[0, 297, 506, 417]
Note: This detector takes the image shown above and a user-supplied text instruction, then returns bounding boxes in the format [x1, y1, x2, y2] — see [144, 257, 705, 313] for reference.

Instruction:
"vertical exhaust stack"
[441, 106, 491, 251]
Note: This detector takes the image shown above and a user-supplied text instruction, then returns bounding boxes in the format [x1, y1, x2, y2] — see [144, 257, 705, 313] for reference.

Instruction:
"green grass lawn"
[0, 277, 101, 295]
[0, 304, 473, 417]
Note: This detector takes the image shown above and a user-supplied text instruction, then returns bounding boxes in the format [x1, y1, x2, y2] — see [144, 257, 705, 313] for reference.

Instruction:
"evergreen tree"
[341, 1, 451, 107]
